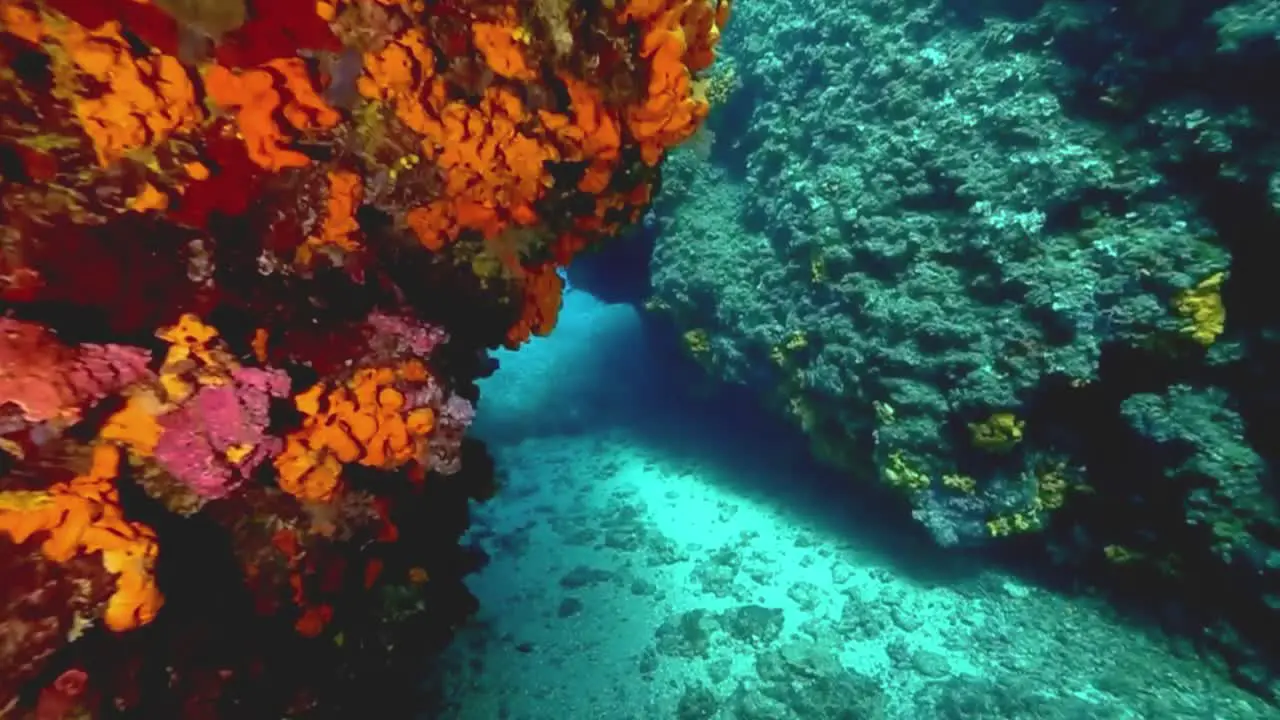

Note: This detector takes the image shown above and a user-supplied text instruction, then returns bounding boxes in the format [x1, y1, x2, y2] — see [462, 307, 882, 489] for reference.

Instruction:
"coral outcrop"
[645, 0, 1280, 701]
[0, 0, 728, 715]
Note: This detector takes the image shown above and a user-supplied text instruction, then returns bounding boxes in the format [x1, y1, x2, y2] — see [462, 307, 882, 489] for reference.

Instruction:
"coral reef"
[0, 0, 727, 715]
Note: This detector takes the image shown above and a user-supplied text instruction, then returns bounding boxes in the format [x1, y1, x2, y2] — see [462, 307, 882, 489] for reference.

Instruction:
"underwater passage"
[4, 0, 1280, 716]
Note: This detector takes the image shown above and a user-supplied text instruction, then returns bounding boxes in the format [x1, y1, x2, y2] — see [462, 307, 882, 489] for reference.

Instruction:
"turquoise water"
[429, 290, 1277, 720]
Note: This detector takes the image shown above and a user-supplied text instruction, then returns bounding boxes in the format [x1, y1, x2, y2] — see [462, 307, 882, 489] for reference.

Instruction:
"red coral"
[41, 0, 181, 55]
[170, 128, 264, 228]
[0, 549, 113, 706]
[215, 0, 342, 68]
[36, 668, 90, 720]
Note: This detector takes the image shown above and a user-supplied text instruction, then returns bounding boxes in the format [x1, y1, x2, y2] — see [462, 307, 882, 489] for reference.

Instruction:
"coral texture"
[0, 0, 728, 714]
[644, 0, 1278, 700]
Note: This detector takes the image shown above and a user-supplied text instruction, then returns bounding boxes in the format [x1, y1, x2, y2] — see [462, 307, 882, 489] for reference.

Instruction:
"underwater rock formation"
[646, 0, 1280, 701]
[0, 0, 728, 715]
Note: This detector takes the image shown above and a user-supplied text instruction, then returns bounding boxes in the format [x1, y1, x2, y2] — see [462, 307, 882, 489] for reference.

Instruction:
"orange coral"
[359, 3, 725, 264]
[616, 0, 728, 165]
[45, 18, 203, 167]
[405, 201, 454, 252]
[559, 76, 623, 160]
[547, 183, 651, 265]
[127, 183, 170, 213]
[625, 11, 706, 164]
[431, 89, 555, 234]
[505, 264, 563, 348]
[716, 0, 732, 28]
[619, 0, 671, 23]
[540, 75, 623, 193]
[158, 313, 220, 366]
[299, 170, 364, 265]
[0, 0, 43, 44]
[473, 14, 537, 81]
[359, 24, 560, 246]
[0, 0, 734, 690]
[99, 394, 164, 457]
[275, 362, 436, 502]
[681, 0, 724, 71]
[205, 59, 340, 171]
[0, 444, 163, 631]
[399, 86, 558, 247]
[275, 436, 344, 504]
[184, 161, 211, 180]
[356, 27, 445, 137]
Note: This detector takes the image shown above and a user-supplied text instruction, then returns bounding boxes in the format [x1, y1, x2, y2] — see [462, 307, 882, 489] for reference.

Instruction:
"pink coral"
[403, 377, 474, 476]
[52, 668, 87, 697]
[69, 344, 153, 398]
[152, 368, 290, 498]
[425, 394, 474, 475]
[0, 318, 152, 426]
[365, 312, 448, 358]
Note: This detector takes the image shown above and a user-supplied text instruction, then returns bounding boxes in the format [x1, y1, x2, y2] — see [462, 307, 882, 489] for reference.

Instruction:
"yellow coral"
[986, 510, 1040, 537]
[884, 450, 930, 493]
[769, 331, 807, 366]
[683, 328, 711, 355]
[941, 473, 977, 494]
[1035, 461, 1071, 510]
[1172, 271, 1226, 346]
[154, 313, 237, 401]
[969, 412, 1025, 453]
[693, 63, 738, 107]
